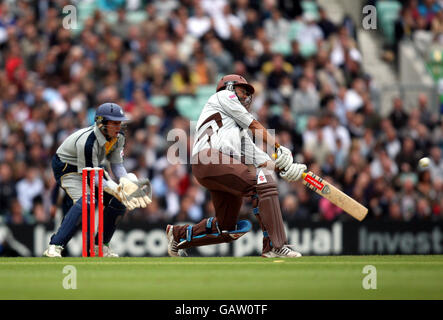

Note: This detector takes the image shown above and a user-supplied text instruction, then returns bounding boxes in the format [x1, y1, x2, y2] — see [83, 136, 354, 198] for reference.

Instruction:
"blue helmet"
[95, 103, 128, 124]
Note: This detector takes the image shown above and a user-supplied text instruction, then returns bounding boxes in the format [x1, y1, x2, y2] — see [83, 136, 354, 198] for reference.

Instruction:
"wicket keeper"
[166, 75, 307, 258]
[44, 103, 152, 257]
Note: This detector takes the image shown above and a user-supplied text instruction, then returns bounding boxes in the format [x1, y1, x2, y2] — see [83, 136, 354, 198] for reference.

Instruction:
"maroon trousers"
[173, 149, 284, 253]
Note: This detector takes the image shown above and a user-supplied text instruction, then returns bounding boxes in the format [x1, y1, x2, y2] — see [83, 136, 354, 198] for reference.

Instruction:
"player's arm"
[248, 119, 277, 151]
[217, 91, 278, 151]
[249, 120, 307, 182]
[107, 136, 152, 209]
[247, 120, 277, 169]
[248, 119, 295, 170]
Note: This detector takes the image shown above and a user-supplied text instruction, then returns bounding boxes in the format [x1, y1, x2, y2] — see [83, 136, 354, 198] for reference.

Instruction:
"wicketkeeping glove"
[103, 171, 123, 201]
[279, 163, 307, 182]
[103, 171, 151, 210]
[274, 146, 293, 171]
[119, 173, 152, 209]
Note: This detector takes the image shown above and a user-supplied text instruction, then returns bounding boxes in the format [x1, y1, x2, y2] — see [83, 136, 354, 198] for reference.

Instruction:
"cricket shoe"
[166, 224, 179, 257]
[95, 244, 119, 257]
[43, 245, 63, 258]
[262, 245, 302, 258]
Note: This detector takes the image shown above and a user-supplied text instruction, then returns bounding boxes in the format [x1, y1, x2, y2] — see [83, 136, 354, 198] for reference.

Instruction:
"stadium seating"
[150, 95, 170, 108]
[301, 0, 319, 19]
[175, 95, 203, 121]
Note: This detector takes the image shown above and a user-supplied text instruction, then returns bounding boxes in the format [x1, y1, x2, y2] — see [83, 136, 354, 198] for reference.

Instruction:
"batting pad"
[255, 174, 287, 249]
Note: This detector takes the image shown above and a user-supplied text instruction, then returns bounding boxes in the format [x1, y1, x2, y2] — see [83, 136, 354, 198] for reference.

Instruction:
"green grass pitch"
[1, 255, 443, 299]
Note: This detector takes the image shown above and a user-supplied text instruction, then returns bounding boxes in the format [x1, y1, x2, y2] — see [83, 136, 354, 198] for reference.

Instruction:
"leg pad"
[177, 220, 252, 249]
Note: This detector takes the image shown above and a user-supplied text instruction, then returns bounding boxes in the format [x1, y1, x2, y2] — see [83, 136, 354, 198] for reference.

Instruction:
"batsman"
[166, 75, 307, 258]
[44, 103, 152, 257]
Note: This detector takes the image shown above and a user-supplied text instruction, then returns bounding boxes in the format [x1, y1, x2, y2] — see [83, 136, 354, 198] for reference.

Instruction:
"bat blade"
[302, 172, 368, 221]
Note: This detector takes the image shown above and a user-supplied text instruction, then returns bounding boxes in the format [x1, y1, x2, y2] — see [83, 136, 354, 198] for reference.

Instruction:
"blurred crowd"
[0, 0, 442, 228]
[393, 0, 443, 66]
[394, 0, 443, 43]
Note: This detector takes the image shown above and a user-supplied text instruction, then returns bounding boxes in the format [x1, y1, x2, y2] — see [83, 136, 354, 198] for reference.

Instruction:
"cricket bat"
[299, 171, 368, 221]
[273, 144, 368, 221]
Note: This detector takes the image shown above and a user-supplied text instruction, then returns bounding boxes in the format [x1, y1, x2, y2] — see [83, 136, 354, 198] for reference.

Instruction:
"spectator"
[418, 0, 441, 27]
[429, 145, 443, 183]
[187, 4, 212, 39]
[262, 53, 293, 90]
[319, 196, 343, 221]
[317, 6, 337, 39]
[190, 46, 216, 85]
[295, 186, 319, 220]
[123, 68, 151, 103]
[297, 12, 324, 58]
[243, 7, 262, 38]
[370, 149, 399, 180]
[206, 38, 234, 75]
[388, 201, 403, 221]
[0, 0, 440, 232]
[290, 76, 319, 114]
[211, 2, 243, 41]
[417, 93, 439, 128]
[304, 129, 332, 167]
[399, 178, 418, 221]
[395, 136, 421, 171]
[277, 0, 303, 19]
[383, 125, 402, 160]
[344, 78, 366, 113]
[7, 199, 28, 225]
[171, 65, 198, 95]
[0, 163, 17, 218]
[281, 193, 299, 222]
[431, 7, 443, 33]
[321, 113, 351, 159]
[389, 97, 409, 131]
[15, 167, 44, 215]
[264, 8, 291, 55]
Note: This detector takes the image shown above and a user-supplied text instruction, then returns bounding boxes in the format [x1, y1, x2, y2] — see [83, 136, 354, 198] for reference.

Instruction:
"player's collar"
[94, 124, 110, 146]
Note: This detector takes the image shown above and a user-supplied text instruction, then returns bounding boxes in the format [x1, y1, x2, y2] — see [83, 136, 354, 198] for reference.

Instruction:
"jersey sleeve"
[216, 90, 254, 129]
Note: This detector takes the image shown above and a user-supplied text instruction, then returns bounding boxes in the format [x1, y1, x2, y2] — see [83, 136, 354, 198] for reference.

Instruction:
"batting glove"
[274, 146, 293, 171]
[279, 163, 307, 182]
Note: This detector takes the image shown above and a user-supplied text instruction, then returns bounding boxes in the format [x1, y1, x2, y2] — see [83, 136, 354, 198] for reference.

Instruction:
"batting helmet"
[95, 103, 128, 124]
[216, 74, 255, 94]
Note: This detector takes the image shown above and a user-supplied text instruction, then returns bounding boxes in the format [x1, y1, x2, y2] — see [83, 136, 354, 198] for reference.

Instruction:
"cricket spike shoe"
[262, 245, 302, 258]
[95, 244, 119, 257]
[43, 245, 63, 257]
[166, 225, 188, 257]
[166, 224, 179, 257]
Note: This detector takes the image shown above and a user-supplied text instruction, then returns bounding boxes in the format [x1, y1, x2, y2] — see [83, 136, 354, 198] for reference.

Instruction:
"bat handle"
[272, 143, 280, 160]
[272, 143, 308, 179]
